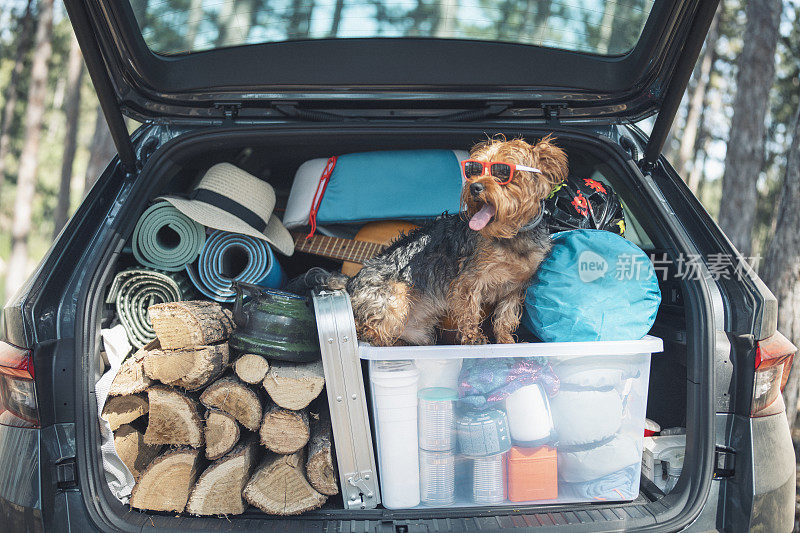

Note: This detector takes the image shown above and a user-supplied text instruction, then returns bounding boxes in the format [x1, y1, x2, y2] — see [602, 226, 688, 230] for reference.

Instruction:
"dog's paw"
[495, 333, 516, 344]
[461, 331, 489, 345]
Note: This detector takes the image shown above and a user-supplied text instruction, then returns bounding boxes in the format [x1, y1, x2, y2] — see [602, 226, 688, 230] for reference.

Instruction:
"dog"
[329, 135, 568, 346]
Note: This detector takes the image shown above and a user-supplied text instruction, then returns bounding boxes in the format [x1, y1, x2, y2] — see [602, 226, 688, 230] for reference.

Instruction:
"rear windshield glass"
[130, 0, 654, 56]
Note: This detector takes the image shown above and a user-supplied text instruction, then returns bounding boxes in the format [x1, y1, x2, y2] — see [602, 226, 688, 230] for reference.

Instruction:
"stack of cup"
[370, 360, 421, 509]
[473, 454, 507, 504]
[419, 449, 456, 506]
[418, 387, 457, 506]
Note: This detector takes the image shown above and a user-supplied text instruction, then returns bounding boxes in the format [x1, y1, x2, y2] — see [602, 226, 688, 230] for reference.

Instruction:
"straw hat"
[159, 163, 294, 256]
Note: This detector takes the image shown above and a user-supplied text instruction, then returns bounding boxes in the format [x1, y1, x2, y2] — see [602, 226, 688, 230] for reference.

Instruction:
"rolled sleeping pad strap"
[132, 201, 206, 272]
[186, 230, 286, 303]
[105, 268, 193, 348]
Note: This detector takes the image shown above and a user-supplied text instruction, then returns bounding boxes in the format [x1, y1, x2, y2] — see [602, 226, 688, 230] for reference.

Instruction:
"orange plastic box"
[507, 445, 558, 502]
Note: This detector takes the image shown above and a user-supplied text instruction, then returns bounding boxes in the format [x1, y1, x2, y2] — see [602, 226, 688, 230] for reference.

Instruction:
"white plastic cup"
[505, 383, 554, 444]
[370, 360, 421, 508]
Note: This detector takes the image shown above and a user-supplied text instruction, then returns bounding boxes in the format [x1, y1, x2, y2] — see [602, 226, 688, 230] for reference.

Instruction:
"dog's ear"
[533, 135, 568, 188]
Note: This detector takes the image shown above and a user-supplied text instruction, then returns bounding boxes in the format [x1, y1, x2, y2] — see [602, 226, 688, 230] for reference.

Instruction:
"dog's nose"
[470, 182, 485, 197]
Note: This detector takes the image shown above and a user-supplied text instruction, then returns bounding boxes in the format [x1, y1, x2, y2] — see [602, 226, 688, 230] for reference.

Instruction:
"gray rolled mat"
[132, 201, 206, 272]
[105, 268, 193, 348]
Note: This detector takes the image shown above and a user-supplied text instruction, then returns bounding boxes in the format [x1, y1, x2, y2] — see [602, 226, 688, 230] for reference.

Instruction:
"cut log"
[101, 394, 148, 431]
[148, 300, 235, 349]
[259, 405, 310, 454]
[143, 343, 229, 390]
[187, 438, 258, 516]
[112, 424, 163, 481]
[234, 353, 269, 385]
[200, 376, 263, 431]
[143, 386, 204, 447]
[204, 408, 240, 461]
[131, 447, 201, 512]
[306, 415, 339, 496]
[262, 360, 325, 411]
[243, 449, 327, 515]
[108, 340, 156, 396]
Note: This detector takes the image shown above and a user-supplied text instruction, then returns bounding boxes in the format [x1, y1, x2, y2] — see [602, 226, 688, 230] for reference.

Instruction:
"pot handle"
[232, 281, 267, 328]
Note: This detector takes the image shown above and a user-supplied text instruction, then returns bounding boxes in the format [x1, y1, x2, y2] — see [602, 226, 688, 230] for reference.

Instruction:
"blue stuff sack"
[316, 150, 463, 224]
[522, 229, 661, 342]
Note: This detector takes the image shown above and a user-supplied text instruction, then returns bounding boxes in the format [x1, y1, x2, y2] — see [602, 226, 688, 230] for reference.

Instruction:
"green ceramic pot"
[229, 282, 321, 362]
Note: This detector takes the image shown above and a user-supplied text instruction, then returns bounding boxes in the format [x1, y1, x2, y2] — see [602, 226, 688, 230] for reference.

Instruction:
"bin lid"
[359, 335, 664, 360]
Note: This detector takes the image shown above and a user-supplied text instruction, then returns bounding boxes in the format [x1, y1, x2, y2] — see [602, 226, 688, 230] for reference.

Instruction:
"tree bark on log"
[102, 394, 148, 431]
[144, 386, 204, 447]
[259, 405, 310, 454]
[109, 340, 156, 396]
[130, 447, 201, 512]
[148, 301, 235, 349]
[143, 343, 229, 390]
[234, 353, 270, 384]
[113, 424, 163, 481]
[200, 376, 262, 431]
[306, 415, 339, 496]
[262, 361, 325, 410]
[204, 408, 240, 461]
[187, 438, 258, 516]
[243, 449, 327, 515]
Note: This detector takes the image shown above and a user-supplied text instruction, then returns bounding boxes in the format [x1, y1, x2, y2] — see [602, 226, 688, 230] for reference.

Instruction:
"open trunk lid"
[64, 0, 719, 169]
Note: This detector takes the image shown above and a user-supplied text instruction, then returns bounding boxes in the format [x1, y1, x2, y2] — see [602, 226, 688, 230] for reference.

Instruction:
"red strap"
[306, 156, 338, 239]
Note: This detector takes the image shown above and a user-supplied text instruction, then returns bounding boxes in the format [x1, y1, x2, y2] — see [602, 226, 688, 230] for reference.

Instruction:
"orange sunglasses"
[461, 160, 542, 185]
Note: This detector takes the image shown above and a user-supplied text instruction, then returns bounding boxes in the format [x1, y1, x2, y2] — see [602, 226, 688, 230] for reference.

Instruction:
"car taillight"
[0, 340, 39, 428]
[751, 331, 796, 417]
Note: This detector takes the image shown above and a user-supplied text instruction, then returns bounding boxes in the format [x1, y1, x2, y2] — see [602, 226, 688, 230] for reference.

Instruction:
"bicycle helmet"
[543, 177, 626, 236]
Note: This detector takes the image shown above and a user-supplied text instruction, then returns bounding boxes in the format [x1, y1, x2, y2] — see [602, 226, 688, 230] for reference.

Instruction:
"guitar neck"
[292, 232, 387, 263]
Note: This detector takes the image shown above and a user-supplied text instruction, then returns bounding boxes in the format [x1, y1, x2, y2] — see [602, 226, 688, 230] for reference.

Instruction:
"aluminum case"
[312, 289, 381, 510]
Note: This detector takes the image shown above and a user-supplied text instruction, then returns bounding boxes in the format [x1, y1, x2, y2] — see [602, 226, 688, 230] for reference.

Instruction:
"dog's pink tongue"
[469, 204, 496, 231]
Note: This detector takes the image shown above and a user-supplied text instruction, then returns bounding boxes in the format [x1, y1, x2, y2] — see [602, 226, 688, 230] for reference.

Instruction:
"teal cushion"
[522, 230, 661, 342]
[316, 150, 463, 224]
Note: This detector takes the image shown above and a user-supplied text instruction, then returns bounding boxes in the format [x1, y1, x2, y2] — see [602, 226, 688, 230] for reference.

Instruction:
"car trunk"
[75, 122, 711, 532]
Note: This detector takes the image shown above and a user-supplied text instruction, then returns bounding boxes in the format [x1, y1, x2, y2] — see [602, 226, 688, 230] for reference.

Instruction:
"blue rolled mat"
[132, 201, 206, 271]
[186, 230, 286, 303]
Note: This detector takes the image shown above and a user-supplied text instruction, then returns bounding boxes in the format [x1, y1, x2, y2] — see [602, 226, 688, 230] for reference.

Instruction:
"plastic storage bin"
[361, 336, 663, 509]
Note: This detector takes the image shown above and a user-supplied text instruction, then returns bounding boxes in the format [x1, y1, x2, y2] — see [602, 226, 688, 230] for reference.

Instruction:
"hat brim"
[158, 196, 295, 256]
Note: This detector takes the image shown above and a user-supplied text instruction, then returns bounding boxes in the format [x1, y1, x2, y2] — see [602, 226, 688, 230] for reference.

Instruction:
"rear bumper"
[0, 424, 43, 532]
[709, 412, 796, 532]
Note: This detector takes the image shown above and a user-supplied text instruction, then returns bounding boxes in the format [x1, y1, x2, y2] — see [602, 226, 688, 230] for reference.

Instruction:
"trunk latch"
[214, 103, 241, 125]
[542, 103, 567, 126]
[713, 445, 735, 479]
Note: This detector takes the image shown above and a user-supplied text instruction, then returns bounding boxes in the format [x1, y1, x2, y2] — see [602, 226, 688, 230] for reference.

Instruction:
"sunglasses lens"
[464, 161, 484, 178]
[491, 163, 512, 182]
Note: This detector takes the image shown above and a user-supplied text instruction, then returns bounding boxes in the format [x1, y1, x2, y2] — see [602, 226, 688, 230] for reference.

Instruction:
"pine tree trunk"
[4, 0, 55, 298]
[675, 7, 720, 181]
[716, 0, 782, 256]
[760, 107, 800, 430]
[328, 0, 345, 37]
[83, 106, 116, 194]
[0, 0, 34, 199]
[53, 33, 85, 238]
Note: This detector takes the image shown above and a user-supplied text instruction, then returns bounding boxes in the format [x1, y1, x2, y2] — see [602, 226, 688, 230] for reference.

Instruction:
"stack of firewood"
[102, 300, 338, 516]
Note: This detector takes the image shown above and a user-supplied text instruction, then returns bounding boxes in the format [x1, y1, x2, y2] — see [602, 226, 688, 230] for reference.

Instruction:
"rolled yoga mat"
[132, 201, 206, 272]
[186, 230, 286, 303]
[105, 268, 193, 348]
